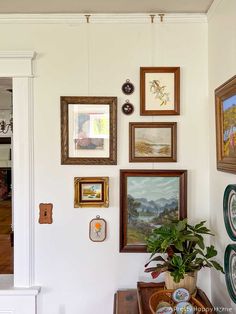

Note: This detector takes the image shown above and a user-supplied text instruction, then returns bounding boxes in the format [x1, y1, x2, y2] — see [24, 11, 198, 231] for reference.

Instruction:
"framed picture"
[215, 75, 236, 174]
[140, 67, 180, 115]
[61, 96, 117, 165]
[89, 215, 107, 242]
[129, 122, 177, 162]
[120, 169, 187, 252]
[74, 177, 109, 208]
[225, 244, 236, 303]
[223, 184, 236, 241]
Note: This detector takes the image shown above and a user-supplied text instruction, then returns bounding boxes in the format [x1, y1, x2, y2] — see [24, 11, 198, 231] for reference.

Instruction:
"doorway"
[0, 78, 13, 274]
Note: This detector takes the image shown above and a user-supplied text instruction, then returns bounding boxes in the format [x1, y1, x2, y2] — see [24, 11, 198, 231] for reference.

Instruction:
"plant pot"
[164, 271, 198, 295]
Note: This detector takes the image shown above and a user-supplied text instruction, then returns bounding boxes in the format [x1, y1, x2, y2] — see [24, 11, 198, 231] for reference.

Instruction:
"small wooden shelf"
[114, 282, 216, 314]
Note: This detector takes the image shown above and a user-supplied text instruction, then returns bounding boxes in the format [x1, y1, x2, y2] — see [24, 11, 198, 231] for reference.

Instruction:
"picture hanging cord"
[85, 14, 91, 95]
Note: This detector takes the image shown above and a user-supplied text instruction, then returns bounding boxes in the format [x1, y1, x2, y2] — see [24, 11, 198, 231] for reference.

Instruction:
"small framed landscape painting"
[61, 96, 117, 165]
[129, 122, 177, 162]
[74, 177, 109, 208]
[119, 169, 187, 252]
[225, 244, 236, 303]
[223, 184, 236, 241]
[215, 75, 236, 174]
[140, 67, 180, 115]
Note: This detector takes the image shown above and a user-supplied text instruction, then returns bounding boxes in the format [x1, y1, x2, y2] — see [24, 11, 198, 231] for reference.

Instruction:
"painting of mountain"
[126, 176, 180, 245]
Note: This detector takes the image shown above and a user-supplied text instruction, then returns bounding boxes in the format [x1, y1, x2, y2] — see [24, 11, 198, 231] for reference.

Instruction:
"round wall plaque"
[122, 100, 134, 115]
[121, 79, 135, 95]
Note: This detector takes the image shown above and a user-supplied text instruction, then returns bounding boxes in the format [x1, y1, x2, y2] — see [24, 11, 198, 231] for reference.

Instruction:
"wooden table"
[114, 282, 216, 314]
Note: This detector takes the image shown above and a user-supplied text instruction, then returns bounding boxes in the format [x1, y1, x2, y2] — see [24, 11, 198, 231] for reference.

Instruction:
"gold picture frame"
[61, 96, 117, 165]
[74, 177, 109, 208]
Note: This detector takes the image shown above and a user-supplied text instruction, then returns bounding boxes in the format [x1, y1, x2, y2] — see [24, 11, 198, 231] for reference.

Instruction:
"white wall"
[0, 16, 208, 314]
[208, 0, 236, 311]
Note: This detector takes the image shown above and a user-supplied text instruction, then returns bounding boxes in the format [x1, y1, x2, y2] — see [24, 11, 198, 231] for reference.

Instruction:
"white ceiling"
[0, 0, 214, 14]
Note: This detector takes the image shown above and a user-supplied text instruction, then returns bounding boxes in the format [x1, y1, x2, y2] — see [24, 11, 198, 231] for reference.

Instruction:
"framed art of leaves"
[140, 67, 180, 116]
[119, 169, 187, 253]
[61, 96, 117, 165]
[215, 75, 236, 174]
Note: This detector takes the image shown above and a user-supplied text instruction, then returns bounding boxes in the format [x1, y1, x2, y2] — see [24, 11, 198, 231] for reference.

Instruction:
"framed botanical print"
[74, 177, 109, 208]
[61, 96, 117, 165]
[120, 169, 187, 252]
[140, 67, 180, 115]
[215, 75, 236, 174]
[129, 122, 177, 162]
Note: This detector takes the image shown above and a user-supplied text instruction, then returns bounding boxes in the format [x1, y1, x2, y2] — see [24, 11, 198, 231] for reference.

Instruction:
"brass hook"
[85, 14, 91, 23]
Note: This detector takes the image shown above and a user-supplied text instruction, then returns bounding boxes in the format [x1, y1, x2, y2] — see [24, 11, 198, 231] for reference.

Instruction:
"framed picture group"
[61, 66, 186, 249]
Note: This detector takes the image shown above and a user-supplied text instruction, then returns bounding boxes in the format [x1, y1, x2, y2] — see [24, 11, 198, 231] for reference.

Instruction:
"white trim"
[0, 13, 207, 24]
[0, 52, 35, 77]
[0, 51, 36, 287]
[207, 0, 224, 20]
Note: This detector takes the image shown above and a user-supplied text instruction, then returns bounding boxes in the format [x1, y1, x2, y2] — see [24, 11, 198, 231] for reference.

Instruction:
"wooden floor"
[0, 199, 13, 274]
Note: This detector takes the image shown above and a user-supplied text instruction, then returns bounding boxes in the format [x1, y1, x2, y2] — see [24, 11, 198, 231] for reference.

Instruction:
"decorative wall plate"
[122, 100, 134, 115]
[223, 184, 236, 240]
[224, 244, 236, 303]
[89, 215, 107, 242]
[121, 79, 135, 95]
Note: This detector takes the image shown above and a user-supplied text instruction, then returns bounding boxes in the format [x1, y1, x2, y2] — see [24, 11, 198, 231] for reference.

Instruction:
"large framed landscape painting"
[119, 169, 187, 252]
[215, 75, 236, 174]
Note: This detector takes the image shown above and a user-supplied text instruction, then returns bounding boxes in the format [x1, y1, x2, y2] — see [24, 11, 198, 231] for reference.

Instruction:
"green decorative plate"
[223, 185, 236, 241]
[225, 244, 236, 303]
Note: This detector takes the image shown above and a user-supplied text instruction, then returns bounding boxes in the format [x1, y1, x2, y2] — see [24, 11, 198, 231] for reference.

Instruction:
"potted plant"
[145, 219, 224, 294]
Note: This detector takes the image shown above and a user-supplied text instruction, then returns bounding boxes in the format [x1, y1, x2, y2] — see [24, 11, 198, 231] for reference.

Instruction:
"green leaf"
[176, 219, 187, 231]
[145, 255, 166, 267]
[194, 221, 207, 229]
[205, 245, 217, 259]
[210, 260, 225, 273]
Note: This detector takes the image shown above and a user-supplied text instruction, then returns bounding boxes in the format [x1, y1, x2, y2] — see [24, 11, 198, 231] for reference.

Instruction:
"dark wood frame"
[120, 169, 187, 253]
[74, 176, 109, 208]
[61, 96, 117, 165]
[89, 216, 107, 242]
[129, 122, 177, 162]
[215, 75, 236, 174]
[140, 67, 180, 116]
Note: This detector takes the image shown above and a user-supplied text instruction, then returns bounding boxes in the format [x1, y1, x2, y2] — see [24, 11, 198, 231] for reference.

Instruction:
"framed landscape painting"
[119, 169, 187, 252]
[140, 67, 180, 115]
[61, 96, 117, 165]
[215, 75, 236, 173]
[129, 122, 177, 162]
[74, 177, 109, 208]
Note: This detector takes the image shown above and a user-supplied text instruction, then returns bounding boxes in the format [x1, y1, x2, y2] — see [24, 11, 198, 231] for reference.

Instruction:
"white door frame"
[0, 51, 35, 287]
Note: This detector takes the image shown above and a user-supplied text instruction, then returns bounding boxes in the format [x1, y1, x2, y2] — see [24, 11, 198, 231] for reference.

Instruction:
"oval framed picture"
[225, 244, 236, 303]
[89, 216, 107, 242]
[223, 185, 236, 240]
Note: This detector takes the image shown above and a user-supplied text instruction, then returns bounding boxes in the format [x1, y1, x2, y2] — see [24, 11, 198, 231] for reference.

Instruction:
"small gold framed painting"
[74, 177, 109, 208]
[89, 216, 107, 242]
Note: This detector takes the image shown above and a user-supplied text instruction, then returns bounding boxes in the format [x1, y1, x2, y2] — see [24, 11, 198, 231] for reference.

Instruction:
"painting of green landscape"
[223, 95, 236, 157]
[126, 176, 180, 245]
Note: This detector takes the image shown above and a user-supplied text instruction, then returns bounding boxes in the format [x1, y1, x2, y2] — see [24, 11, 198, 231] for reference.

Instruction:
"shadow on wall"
[211, 271, 234, 312]
[59, 305, 66, 314]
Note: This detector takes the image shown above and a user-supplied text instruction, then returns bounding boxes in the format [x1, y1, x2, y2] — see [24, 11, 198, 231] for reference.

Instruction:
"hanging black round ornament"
[121, 79, 135, 95]
[122, 100, 134, 115]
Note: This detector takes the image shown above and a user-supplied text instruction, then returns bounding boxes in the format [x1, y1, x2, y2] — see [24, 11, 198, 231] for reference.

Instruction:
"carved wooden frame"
[61, 96, 117, 165]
